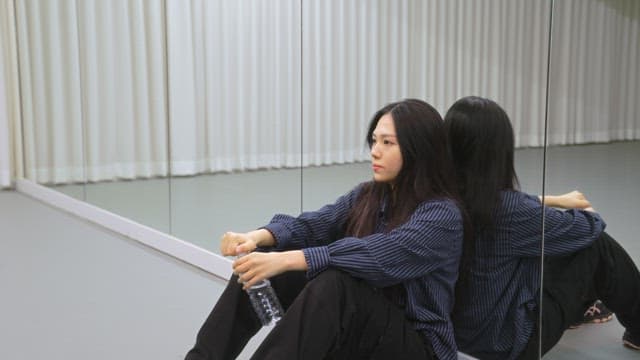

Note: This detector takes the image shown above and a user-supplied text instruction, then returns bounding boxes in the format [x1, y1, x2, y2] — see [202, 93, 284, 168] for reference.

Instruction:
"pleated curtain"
[1, 0, 638, 185]
[166, 0, 302, 175]
[13, 0, 168, 184]
[547, 0, 640, 144]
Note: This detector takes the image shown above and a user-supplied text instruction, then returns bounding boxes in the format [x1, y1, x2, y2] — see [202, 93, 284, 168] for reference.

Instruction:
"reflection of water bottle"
[246, 279, 284, 326]
[236, 252, 284, 326]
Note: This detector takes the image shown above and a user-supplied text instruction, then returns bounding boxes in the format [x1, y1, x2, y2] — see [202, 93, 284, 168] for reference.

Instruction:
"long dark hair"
[345, 98, 461, 237]
[444, 96, 520, 286]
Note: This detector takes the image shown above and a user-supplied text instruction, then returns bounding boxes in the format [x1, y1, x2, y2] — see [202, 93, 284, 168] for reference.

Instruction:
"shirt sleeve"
[506, 192, 606, 257]
[262, 184, 363, 250]
[303, 200, 463, 287]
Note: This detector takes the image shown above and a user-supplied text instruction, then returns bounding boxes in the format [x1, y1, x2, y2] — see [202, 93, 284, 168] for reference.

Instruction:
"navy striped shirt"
[263, 183, 464, 360]
[453, 190, 605, 360]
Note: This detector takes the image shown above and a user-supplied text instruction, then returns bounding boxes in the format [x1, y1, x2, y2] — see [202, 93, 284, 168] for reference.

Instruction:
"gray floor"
[0, 190, 271, 359]
[543, 141, 640, 359]
[4, 140, 640, 359]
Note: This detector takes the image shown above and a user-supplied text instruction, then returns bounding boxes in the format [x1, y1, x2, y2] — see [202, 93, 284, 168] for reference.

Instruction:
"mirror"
[543, 0, 640, 358]
[166, 0, 302, 252]
[14, 0, 172, 233]
[78, 1, 171, 233]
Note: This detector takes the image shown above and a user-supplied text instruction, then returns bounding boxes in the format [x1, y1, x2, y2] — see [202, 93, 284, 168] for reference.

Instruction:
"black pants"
[518, 232, 640, 359]
[185, 269, 434, 360]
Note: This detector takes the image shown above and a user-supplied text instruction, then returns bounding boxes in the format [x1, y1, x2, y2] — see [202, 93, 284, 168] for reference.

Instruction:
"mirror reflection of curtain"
[302, 0, 551, 162]
[166, 0, 554, 175]
[166, 0, 302, 175]
[0, 0, 23, 188]
[14, 0, 85, 184]
[76, 0, 168, 182]
[14, 0, 168, 185]
[8, 0, 557, 188]
[548, 0, 640, 144]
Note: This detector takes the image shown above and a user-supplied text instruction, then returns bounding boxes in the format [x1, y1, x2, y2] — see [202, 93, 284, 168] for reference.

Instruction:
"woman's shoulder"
[497, 190, 543, 221]
[416, 197, 464, 221]
[499, 190, 540, 207]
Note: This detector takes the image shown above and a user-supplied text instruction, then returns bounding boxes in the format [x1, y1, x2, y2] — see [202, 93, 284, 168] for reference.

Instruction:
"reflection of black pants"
[518, 232, 640, 359]
[185, 269, 434, 360]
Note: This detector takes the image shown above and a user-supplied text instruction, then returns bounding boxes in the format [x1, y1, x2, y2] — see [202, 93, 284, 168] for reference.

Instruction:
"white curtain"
[302, 0, 552, 166]
[5, 0, 640, 185]
[166, 0, 301, 175]
[14, 0, 168, 184]
[0, 0, 22, 188]
[169, 0, 554, 171]
[75, 0, 168, 182]
[15, 0, 85, 184]
[547, 0, 640, 145]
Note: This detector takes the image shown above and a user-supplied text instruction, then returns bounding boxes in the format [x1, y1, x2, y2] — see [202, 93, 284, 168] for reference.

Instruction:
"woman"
[186, 99, 466, 360]
[444, 96, 640, 359]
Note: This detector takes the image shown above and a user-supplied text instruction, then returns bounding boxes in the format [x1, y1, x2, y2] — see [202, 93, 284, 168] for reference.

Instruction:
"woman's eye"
[383, 139, 392, 145]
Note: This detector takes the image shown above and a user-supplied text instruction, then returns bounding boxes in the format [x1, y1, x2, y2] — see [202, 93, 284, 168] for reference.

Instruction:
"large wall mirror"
[14, 0, 172, 233]
[12, 0, 551, 244]
[166, 0, 303, 252]
[18, 0, 629, 358]
[14, 0, 89, 202]
[542, 0, 640, 358]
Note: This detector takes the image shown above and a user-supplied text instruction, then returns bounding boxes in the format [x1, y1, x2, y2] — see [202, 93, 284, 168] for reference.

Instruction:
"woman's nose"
[370, 145, 381, 158]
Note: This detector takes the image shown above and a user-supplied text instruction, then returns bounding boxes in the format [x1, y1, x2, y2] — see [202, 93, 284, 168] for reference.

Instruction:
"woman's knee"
[309, 269, 358, 288]
[302, 269, 364, 303]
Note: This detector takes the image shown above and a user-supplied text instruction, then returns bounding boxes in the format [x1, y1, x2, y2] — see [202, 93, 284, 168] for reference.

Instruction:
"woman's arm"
[508, 192, 604, 257]
[221, 185, 364, 286]
[539, 190, 592, 210]
[230, 198, 463, 289]
[220, 184, 364, 256]
[263, 184, 364, 250]
[302, 200, 464, 287]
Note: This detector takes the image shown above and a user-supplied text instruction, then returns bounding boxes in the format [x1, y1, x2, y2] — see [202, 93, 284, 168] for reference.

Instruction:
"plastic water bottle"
[245, 279, 284, 326]
[236, 252, 284, 326]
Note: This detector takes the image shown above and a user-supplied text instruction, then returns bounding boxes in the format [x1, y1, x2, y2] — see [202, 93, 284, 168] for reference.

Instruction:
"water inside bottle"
[247, 279, 284, 326]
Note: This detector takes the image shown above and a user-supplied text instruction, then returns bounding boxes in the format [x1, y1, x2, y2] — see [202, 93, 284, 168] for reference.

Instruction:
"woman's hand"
[219, 229, 276, 256]
[220, 231, 257, 256]
[556, 190, 592, 209]
[233, 250, 307, 289]
[542, 190, 592, 209]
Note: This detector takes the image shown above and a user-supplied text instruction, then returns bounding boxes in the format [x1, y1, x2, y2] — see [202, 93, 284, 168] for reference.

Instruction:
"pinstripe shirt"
[453, 190, 605, 360]
[263, 183, 464, 360]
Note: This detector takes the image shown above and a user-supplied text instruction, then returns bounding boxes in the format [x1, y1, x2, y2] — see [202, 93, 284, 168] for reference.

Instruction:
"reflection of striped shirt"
[264, 182, 464, 360]
[453, 190, 605, 360]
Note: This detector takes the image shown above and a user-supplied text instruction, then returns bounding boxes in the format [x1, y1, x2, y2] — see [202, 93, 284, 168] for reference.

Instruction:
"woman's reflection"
[444, 96, 640, 359]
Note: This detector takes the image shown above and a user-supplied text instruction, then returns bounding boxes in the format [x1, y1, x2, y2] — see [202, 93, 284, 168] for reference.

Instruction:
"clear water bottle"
[236, 252, 285, 326]
[245, 279, 284, 326]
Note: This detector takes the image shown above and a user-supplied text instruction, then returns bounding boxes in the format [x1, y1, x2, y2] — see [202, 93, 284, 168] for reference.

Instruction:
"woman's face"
[370, 113, 403, 184]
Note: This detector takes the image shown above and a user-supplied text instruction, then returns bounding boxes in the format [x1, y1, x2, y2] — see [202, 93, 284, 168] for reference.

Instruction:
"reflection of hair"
[444, 96, 520, 292]
[345, 99, 461, 237]
[444, 96, 519, 234]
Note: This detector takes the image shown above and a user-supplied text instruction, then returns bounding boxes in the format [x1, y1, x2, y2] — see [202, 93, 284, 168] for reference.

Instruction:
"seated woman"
[185, 99, 466, 360]
[444, 96, 640, 359]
